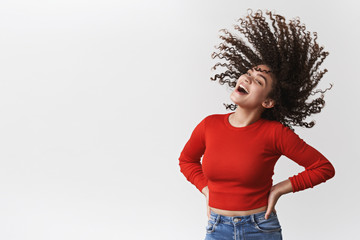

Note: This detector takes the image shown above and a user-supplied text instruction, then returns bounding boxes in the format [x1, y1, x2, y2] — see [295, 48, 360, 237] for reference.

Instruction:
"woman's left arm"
[265, 123, 336, 219]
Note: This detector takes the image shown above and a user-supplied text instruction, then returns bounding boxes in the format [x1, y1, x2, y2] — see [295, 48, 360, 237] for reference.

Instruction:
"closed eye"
[246, 72, 263, 85]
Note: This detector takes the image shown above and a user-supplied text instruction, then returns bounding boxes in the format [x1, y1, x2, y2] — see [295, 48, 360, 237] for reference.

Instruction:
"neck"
[230, 107, 263, 127]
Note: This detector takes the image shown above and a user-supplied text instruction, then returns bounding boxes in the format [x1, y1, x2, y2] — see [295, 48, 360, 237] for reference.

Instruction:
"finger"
[264, 203, 274, 220]
[206, 201, 210, 219]
[264, 210, 269, 219]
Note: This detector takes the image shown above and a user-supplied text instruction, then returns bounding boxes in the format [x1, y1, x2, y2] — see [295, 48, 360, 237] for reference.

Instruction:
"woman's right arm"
[178, 117, 208, 193]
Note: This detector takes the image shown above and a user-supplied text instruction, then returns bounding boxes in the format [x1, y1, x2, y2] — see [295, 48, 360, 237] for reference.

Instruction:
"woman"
[178, 9, 335, 239]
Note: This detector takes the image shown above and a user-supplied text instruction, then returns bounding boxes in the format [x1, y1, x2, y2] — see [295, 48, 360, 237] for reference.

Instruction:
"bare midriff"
[210, 205, 268, 217]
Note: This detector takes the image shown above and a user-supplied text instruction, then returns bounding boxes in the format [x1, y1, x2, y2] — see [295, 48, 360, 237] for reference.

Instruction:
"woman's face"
[230, 64, 276, 111]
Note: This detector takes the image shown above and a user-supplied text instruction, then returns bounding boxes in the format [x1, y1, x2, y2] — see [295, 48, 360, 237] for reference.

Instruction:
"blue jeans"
[204, 209, 283, 240]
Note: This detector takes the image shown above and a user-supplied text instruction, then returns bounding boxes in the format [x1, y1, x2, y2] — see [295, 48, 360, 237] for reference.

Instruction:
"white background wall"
[0, 0, 358, 239]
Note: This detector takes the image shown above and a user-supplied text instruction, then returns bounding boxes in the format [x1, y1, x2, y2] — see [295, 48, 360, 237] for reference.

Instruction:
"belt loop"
[250, 213, 255, 223]
[215, 213, 221, 224]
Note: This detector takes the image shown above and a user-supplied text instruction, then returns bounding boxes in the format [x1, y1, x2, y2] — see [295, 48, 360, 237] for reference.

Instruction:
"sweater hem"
[208, 191, 269, 211]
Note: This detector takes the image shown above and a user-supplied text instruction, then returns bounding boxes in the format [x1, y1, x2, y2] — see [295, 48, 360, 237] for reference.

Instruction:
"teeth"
[239, 84, 249, 93]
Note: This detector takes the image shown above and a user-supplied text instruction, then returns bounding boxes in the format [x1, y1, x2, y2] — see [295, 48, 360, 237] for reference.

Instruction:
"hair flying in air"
[211, 9, 333, 130]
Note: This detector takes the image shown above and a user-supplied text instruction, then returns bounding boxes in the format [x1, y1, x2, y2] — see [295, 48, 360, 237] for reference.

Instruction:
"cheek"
[255, 88, 269, 99]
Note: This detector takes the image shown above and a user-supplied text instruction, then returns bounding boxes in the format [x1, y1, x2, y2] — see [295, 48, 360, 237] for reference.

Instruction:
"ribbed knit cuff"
[288, 177, 296, 193]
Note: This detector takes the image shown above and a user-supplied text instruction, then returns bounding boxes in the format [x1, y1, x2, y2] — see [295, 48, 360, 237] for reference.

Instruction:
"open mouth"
[237, 85, 249, 94]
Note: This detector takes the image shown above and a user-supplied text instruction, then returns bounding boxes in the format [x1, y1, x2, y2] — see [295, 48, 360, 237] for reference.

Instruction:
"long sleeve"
[274, 123, 335, 193]
[178, 117, 208, 193]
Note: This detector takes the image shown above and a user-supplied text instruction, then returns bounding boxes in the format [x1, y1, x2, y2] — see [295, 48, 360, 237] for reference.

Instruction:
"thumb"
[264, 204, 274, 220]
[265, 207, 277, 220]
[205, 195, 210, 219]
[207, 205, 210, 220]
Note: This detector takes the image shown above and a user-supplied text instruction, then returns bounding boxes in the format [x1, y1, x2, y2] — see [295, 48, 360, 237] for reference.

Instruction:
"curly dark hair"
[210, 9, 333, 130]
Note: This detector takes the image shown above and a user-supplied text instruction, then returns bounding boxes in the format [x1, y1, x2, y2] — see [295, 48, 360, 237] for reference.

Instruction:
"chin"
[230, 93, 241, 105]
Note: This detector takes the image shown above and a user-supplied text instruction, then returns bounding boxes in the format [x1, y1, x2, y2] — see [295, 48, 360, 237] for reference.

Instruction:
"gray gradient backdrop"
[0, 0, 358, 239]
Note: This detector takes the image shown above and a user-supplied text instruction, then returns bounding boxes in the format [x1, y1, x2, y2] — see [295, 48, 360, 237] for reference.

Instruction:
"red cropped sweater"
[178, 112, 335, 211]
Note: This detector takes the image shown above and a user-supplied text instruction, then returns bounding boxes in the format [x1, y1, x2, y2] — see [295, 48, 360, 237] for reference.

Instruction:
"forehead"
[252, 65, 275, 81]
[248, 64, 277, 87]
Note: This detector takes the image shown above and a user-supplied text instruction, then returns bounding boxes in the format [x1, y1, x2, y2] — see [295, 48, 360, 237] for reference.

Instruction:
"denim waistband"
[209, 209, 276, 224]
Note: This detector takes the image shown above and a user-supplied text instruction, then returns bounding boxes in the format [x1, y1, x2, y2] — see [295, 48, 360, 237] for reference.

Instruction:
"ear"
[262, 98, 275, 109]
